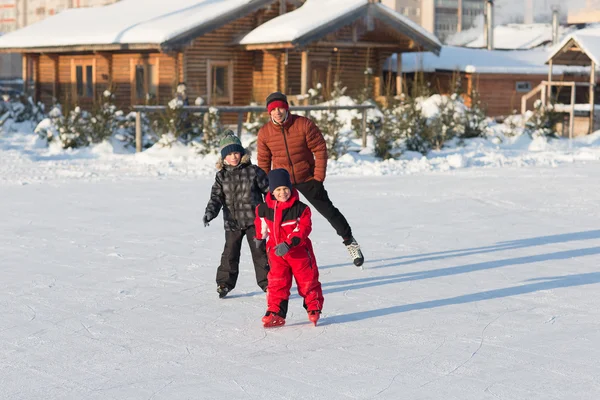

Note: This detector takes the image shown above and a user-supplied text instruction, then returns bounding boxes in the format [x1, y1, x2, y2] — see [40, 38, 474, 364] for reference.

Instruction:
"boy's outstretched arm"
[204, 175, 224, 224]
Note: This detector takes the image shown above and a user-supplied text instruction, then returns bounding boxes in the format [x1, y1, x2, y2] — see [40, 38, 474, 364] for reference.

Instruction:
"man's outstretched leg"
[295, 180, 364, 266]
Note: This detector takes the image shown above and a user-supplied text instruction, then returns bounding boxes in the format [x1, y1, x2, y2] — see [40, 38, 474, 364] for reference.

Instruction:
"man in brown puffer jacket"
[256, 91, 364, 267]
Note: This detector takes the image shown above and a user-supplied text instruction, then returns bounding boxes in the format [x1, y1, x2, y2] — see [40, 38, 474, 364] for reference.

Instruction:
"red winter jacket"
[255, 188, 323, 316]
[254, 188, 312, 252]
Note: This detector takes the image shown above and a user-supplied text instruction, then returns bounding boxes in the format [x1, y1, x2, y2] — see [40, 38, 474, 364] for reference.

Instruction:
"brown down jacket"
[256, 113, 328, 185]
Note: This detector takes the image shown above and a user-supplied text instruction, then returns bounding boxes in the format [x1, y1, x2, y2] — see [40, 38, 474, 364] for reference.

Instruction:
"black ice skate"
[344, 237, 364, 267]
[217, 285, 230, 298]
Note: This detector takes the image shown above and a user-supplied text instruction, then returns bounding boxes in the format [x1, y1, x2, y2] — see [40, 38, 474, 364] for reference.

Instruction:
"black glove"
[274, 242, 290, 257]
[253, 237, 265, 248]
[203, 215, 210, 227]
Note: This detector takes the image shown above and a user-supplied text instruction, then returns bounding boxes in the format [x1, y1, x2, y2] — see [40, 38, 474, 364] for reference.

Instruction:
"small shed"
[546, 27, 600, 136]
[384, 45, 589, 118]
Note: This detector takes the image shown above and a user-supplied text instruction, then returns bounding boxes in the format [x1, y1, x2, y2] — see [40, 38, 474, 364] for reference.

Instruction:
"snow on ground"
[2, 127, 600, 399]
[2, 153, 600, 398]
[4, 126, 600, 185]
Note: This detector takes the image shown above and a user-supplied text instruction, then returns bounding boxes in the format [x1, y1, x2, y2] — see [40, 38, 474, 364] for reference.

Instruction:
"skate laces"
[346, 239, 362, 259]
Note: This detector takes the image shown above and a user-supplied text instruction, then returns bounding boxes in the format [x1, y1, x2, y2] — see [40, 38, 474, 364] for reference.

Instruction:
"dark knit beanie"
[219, 130, 245, 158]
[266, 92, 289, 113]
[268, 168, 292, 193]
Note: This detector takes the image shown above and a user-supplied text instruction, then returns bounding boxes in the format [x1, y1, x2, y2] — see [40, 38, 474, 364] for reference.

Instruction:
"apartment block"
[0, 0, 119, 32]
[0, 0, 17, 32]
[382, 0, 485, 42]
[568, 0, 600, 24]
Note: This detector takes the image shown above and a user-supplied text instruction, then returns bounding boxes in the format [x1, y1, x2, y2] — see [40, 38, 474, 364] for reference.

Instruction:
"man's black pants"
[216, 225, 269, 291]
[294, 179, 352, 241]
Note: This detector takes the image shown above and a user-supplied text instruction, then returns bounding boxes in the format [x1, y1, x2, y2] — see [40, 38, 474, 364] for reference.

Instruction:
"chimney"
[524, 0, 534, 24]
[486, 0, 494, 50]
[552, 6, 559, 45]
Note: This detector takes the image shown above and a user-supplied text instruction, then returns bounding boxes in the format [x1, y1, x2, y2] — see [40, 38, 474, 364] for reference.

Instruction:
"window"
[131, 58, 158, 103]
[207, 60, 233, 104]
[516, 81, 532, 92]
[135, 65, 145, 99]
[72, 61, 94, 99]
[213, 66, 227, 96]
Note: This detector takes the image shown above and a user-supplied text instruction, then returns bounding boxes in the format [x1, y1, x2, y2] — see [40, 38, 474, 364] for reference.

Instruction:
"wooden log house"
[384, 46, 592, 118]
[0, 0, 441, 117]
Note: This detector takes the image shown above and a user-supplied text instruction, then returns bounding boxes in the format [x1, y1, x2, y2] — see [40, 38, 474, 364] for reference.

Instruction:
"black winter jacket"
[204, 153, 269, 231]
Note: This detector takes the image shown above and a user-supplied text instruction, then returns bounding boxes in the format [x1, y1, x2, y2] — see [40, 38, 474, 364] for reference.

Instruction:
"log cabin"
[0, 0, 441, 118]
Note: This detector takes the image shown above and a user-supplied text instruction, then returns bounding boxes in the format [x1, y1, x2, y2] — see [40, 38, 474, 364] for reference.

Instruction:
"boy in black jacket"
[204, 131, 270, 298]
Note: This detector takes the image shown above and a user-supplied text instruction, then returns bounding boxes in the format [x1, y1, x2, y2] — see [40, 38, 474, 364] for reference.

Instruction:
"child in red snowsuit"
[255, 169, 324, 327]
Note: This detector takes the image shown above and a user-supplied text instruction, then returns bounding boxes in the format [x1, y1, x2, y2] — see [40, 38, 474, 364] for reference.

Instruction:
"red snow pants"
[266, 241, 323, 318]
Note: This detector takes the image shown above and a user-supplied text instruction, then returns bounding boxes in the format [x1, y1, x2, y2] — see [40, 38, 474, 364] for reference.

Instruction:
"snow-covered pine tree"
[372, 96, 402, 159]
[195, 107, 223, 154]
[88, 90, 119, 144]
[317, 80, 347, 159]
[524, 99, 561, 138]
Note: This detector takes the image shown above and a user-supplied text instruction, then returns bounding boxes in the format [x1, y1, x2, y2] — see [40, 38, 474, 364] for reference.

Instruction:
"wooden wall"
[472, 73, 591, 117]
[183, 14, 255, 106]
[405, 71, 594, 118]
[32, 51, 182, 111]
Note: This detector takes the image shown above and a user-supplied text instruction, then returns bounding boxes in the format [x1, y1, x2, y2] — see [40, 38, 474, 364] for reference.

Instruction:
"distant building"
[0, 0, 119, 81]
[448, 23, 577, 51]
[0, 0, 121, 34]
[568, 0, 600, 25]
[381, 0, 485, 42]
[0, 0, 17, 33]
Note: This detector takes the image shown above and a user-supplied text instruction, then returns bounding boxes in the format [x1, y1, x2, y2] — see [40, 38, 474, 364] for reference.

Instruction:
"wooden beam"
[590, 60, 596, 134]
[21, 54, 27, 93]
[301, 51, 308, 100]
[51, 54, 59, 100]
[395, 53, 402, 95]
[547, 59, 553, 104]
[70, 58, 76, 102]
[313, 41, 406, 50]
[33, 54, 39, 102]
[373, 49, 381, 97]
[240, 42, 294, 51]
[0, 43, 162, 54]
[281, 51, 288, 94]
[570, 83, 576, 140]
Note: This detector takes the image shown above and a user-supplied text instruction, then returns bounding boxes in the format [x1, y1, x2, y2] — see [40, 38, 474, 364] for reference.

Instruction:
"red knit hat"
[266, 92, 289, 113]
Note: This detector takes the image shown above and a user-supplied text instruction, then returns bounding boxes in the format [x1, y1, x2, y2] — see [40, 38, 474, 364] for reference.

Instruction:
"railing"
[132, 104, 376, 153]
[520, 82, 545, 115]
[521, 80, 595, 139]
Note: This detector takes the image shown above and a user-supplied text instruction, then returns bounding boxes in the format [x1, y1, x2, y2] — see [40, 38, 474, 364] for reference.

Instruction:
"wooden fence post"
[237, 112, 244, 136]
[135, 111, 142, 153]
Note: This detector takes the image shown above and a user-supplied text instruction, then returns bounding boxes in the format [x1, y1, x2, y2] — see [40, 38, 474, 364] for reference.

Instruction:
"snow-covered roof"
[547, 27, 600, 67]
[238, 0, 441, 54]
[448, 23, 577, 51]
[0, 0, 274, 51]
[385, 46, 587, 75]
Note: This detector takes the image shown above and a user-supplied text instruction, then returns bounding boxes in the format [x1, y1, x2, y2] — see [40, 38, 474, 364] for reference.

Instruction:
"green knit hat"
[219, 130, 244, 158]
